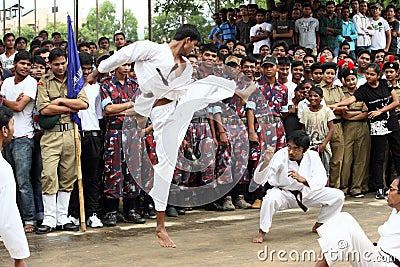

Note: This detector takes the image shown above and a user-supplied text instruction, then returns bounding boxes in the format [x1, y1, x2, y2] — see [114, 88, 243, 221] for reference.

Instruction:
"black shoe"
[116, 211, 125, 222]
[102, 211, 117, 227]
[145, 203, 157, 219]
[376, 189, 386, 199]
[204, 202, 223, 211]
[166, 206, 178, 217]
[124, 209, 146, 224]
[36, 225, 55, 234]
[176, 207, 186, 215]
[56, 222, 79, 231]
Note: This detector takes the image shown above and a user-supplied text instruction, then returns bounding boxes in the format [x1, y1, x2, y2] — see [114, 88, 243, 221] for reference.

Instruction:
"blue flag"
[67, 15, 84, 130]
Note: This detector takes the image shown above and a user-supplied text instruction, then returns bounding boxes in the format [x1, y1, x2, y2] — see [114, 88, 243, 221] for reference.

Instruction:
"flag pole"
[67, 14, 86, 232]
[74, 123, 86, 232]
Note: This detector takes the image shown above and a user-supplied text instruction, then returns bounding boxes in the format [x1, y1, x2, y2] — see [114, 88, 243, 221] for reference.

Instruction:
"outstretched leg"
[155, 211, 176, 248]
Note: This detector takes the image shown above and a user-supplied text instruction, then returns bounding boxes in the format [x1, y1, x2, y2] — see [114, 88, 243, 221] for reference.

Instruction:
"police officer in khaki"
[36, 48, 89, 234]
[319, 62, 345, 189]
[340, 68, 370, 197]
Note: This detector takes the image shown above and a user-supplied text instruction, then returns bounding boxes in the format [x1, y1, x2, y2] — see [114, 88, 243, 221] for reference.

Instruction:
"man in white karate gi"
[315, 177, 400, 267]
[0, 106, 30, 267]
[252, 130, 344, 243]
[89, 24, 250, 248]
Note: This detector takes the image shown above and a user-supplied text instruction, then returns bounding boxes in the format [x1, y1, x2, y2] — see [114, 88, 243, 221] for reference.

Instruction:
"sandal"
[24, 224, 36, 233]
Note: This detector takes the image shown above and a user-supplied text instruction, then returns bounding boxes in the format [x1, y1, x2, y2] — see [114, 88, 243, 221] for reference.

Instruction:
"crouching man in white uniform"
[252, 130, 345, 243]
[315, 177, 400, 267]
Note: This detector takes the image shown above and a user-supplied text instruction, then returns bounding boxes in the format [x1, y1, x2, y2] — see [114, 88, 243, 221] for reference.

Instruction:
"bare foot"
[252, 230, 266, 243]
[156, 228, 176, 248]
[314, 254, 329, 267]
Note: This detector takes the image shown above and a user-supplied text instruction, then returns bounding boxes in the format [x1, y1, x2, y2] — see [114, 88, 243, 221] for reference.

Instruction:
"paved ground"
[0, 193, 391, 267]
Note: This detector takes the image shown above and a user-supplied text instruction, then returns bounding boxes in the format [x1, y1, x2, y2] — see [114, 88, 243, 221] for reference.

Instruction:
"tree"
[123, 9, 139, 41]
[152, 0, 213, 43]
[42, 22, 68, 39]
[13, 26, 35, 42]
[79, 0, 138, 43]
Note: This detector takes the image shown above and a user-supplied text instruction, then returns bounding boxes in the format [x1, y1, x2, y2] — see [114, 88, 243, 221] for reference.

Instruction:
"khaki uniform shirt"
[319, 80, 346, 119]
[342, 87, 368, 113]
[37, 72, 88, 124]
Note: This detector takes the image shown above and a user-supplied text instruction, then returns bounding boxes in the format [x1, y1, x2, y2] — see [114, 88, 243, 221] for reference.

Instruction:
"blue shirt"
[217, 21, 236, 42]
[338, 20, 358, 51]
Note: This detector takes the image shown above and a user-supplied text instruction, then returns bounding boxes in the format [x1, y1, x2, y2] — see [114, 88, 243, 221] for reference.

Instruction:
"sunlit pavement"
[0, 193, 389, 267]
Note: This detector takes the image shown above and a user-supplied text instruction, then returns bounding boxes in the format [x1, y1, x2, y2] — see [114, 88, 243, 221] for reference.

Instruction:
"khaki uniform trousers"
[341, 120, 370, 195]
[329, 123, 344, 188]
[40, 130, 77, 194]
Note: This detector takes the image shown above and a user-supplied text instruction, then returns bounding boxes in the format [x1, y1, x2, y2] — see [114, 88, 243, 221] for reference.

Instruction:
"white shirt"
[0, 153, 30, 259]
[0, 75, 37, 138]
[97, 41, 193, 117]
[353, 12, 375, 47]
[0, 52, 17, 70]
[78, 83, 102, 131]
[253, 147, 328, 196]
[297, 98, 326, 119]
[377, 208, 400, 261]
[250, 22, 272, 54]
[281, 81, 297, 112]
[369, 17, 390, 50]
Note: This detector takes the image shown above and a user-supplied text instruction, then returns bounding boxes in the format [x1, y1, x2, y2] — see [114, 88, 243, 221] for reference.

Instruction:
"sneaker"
[102, 211, 117, 227]
[221, 196, 235, 211]
[68, 215, 79, 226]
[376, 189, 386, 199]
[234, 195, 251, 209]
[351, 193, 364, 198]
[87, 213, 103, 228]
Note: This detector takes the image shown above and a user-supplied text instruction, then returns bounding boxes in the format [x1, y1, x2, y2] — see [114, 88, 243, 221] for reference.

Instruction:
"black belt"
[380, 248, 400, 266]
[333, 118, 343, 124]
[107, 121, 137, 130]
[289, 190, 308, 212]
[191, 117, 209, 123]
[80, 130, 101, 137]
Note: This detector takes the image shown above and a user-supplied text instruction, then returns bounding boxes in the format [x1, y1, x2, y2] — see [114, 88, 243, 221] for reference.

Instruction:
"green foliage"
[42, 22, 68, 38]
[152, 0, 213, 43]
[13, 26, 35, 42]
[40, 0, 138, 43]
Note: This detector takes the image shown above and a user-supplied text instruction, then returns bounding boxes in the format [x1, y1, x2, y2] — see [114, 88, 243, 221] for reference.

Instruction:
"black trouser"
[369, 130, 400, 190]
[69, 134, 103, 218]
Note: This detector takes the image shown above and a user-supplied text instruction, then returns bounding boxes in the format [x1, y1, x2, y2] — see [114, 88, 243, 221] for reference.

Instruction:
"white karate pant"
[259, 187, 344, 233]
[317, 212, 396, 266]
[148, 76, 236, 211]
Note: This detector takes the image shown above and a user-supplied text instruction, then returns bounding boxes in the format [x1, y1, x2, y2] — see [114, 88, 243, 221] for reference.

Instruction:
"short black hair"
[79, 51, 93, 65]
[0, 106, 13, 129]
[30, 39, 41, 48]
[256, 8, 267, 15]
[3, 32, 15, 43]
[173, 24, 201, 42]
[78, 42, 90, 50]
[88, 41, 97, 48]
[240, 55, 257, 66]
[322, 62, 337, 73]
[113, 32, 125, 41]
[15, 36, 27, 45]
[278, 56, 291, 66]
[49, 47, 67, 63]
[34, 47, 50, 56]
[39, 30, 48, 36]
[41, 40, 54, 48]
[272, 41, 289, 53]
[32, 55, 46, 67]
[309, 85, 323, 97]
[310, 62, 323, 72]
[98, 36, 109, 47]
[51, 32, 61, 38]
[291, 60, 304, 70]
[286, 130, 310, 151]
[14, 50, 31, 63]
[357, 49, 371, 59]
[201, 43, 218, 54]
